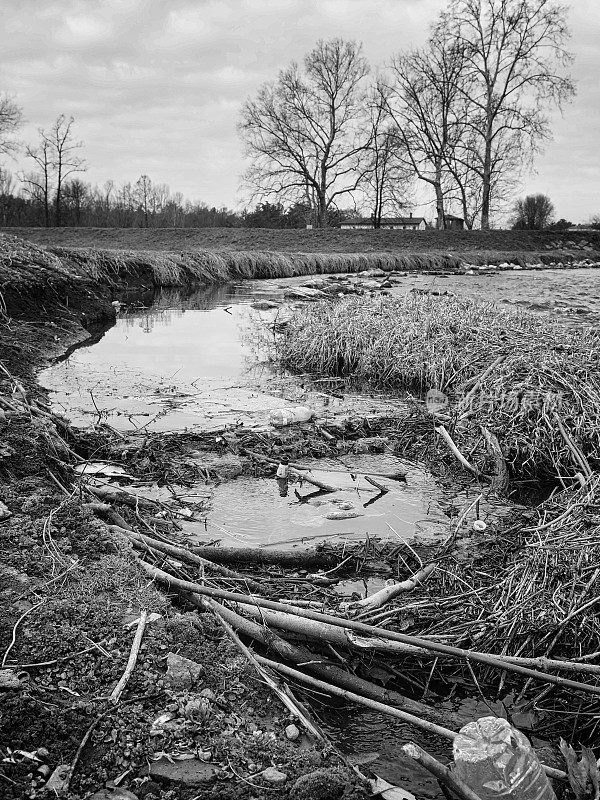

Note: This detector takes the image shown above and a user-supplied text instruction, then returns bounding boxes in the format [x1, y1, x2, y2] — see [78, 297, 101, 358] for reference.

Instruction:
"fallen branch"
[139, 563, 600, 697]
[188, 544, 340, 569]
[351, 563, 437, 612]
[436, 425, 487, 479]
[185, 593, 464, 732]
[109, 610, 148, 702]
[243, 448, 406, 481]
[402, 743, 483, 800]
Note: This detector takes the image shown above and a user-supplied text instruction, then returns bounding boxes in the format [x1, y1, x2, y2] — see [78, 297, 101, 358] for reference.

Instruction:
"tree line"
[239, 0, 575, 229]
[0, 0, 579, 230]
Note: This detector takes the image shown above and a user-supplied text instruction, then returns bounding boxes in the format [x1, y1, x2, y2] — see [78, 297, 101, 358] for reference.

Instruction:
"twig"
[2, 601, 45, 667]
[109, 610, 148, 702]
[402, 742, 483, 800]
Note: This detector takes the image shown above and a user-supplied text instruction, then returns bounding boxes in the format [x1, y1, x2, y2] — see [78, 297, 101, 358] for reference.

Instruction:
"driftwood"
[188, 544, 339, 569]
[86, 484, 157, 510]
[108, 526, 264, 592]
[351, 563, 436, 612]
[184, 593, 464, 732]
[206, 600, 326, 741]
[139, 563, 600, 697]
[403, 743, 483, 800]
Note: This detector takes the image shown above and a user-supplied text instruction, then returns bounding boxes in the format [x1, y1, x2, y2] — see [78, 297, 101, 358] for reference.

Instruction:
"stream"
[39, 267, 597, 796]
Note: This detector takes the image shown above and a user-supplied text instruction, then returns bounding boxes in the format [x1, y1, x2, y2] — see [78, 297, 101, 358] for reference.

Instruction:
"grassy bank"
[5, 227, 600, 290]
[5, 225, 600, 254]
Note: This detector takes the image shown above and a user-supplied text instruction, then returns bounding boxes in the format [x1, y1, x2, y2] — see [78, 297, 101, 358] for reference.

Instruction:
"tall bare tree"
[239, 38, 371, 227]
[135, 174, 153, 227]
[440, 0, 575, 229]
[382, 30, 467, 228]
[0, 93, 23, 158]
[359, 91, 413, 227]
[24, 115, 86, 226]
[23, 139, 53, 227]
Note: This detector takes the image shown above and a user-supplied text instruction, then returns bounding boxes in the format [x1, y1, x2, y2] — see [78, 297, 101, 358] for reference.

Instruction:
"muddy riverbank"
[2, 232, 599, 800]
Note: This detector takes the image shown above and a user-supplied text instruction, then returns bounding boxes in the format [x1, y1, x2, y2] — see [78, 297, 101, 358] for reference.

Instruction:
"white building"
[340, 215, 427, 230]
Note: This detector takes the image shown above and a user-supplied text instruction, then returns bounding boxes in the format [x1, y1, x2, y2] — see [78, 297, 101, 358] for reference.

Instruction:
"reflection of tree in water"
[121, 308, 183, 332]
[119, 284, 255, 331]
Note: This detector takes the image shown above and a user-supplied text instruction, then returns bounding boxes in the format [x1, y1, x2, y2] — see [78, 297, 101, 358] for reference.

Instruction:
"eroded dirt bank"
[0, 238, 369, 800]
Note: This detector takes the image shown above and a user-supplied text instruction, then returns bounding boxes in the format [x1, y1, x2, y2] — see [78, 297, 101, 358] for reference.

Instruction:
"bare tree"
[49, 115, 86, 226]
[23, 139, 53, 226]
[0, 94, 23, 158]
[24, 115, 86, 226]
[239, 38, 371, 227]
[359, 91, 413, 227]
[511, 193, 554, 228]
[134, 174, 152, 227]
[63, 178, 89, 224]
[382, 30, 467, 228]
[440, 0, 575, 229]
[0, 167, 16, 226]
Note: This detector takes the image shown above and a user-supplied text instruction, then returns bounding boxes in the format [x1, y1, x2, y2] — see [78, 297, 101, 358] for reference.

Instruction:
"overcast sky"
[1, 0, 599, 222]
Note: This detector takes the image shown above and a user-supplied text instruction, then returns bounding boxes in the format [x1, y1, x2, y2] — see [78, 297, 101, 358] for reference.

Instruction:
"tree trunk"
[480, 117, 493, 230]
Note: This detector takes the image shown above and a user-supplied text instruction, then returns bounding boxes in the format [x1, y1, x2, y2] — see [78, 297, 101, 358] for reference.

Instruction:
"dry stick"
[109, 525, 264, 592]
[351, 563, 437, 612]
[256, 654, 458, 741]
[554, 413, 593, 478]
[435, 425, 488, 479]
[364, 475, 389, 493]
[184, 593, 464, 732]
[402, 743, 483, 800]
[109, 610, 148, 703]
[256, 656, 566, 783]
[2, 600, 45, 667]
[243, 448, 406, 481]
[456, 356, 505, 417]
[206, 600, 326, 741]
[139, 563, 600, 698]
[187, 544, 339, 569]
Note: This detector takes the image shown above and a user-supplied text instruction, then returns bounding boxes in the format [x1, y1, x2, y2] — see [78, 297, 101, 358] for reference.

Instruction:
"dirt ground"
[0, 253, 368, 799]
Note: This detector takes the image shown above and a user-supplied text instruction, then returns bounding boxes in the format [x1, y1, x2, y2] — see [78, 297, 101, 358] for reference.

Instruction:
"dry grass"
[49, 245, 466, 286]
[277, 294, 600, 483]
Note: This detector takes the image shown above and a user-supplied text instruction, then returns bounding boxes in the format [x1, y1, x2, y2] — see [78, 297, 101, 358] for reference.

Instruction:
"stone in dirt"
[261, 767, 288, 784]
[90, 789, 139, 800]
[0, 669, 22, 690]
[146, 757, 218, 786]
[291, 768, 346, 800]
[165, 652, 204, 689]
[285, 723, 300, 741]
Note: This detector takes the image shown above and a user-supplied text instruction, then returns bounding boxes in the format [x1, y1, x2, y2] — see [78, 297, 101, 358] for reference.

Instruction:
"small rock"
[0, 669, 22, 690]
[285, 723, 300, 741]
[291, 768, 346, 800]
[199, 687, 216, 701]
[165, 652, 204, 689]
[0, 500, 12, 521]
[147, 758, 217, 786]
[262, 767, 288, 785]
[90, 789, 139, 800]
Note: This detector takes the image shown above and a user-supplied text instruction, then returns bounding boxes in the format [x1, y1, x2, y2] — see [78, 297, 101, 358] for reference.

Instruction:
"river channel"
[39, 267, 597, 797]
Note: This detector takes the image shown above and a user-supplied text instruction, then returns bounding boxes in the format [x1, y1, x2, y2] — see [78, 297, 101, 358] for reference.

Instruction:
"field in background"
[4, 225, 600, 254]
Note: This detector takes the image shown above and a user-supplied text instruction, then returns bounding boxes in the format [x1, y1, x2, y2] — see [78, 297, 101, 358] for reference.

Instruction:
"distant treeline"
[0, 168, 356, 229]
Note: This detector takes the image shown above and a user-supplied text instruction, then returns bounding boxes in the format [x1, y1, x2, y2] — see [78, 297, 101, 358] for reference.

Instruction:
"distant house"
[340, 214, 427, 231]
[445, 214, 465, 230]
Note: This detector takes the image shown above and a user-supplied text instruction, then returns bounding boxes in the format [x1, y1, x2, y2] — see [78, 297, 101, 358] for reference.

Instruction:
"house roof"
[342, 216, 426, 225]
[444, 214, 464, 222]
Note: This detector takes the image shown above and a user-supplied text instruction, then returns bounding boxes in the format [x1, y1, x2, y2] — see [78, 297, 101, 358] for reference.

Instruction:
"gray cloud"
[1, 0, 597, 220]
